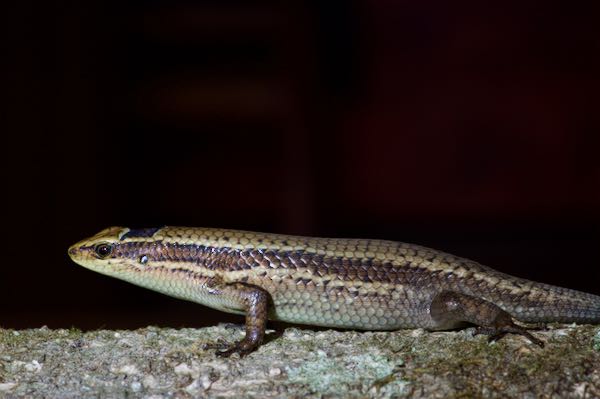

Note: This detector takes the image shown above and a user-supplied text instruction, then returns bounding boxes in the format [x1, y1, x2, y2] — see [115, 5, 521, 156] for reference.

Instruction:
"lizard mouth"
[68, 245, 78, 257]
[68, 243, 83, 260]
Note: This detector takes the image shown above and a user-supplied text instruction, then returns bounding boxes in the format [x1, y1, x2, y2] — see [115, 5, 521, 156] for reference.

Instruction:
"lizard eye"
[94, 243, 113, 258]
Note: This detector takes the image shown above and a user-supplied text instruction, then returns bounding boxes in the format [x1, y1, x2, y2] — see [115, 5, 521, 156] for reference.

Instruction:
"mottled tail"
[506, 281, 600, 324]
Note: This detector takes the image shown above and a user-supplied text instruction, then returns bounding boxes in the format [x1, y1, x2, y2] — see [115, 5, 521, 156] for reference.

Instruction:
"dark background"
[3, 1, 599, 330]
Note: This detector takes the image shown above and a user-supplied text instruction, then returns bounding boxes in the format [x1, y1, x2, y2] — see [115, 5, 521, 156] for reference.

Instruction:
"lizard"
[68, 226, 600, 356]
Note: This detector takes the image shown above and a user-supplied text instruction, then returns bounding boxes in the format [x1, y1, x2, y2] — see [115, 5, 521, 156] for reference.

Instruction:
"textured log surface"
[1, 324, 599, 398]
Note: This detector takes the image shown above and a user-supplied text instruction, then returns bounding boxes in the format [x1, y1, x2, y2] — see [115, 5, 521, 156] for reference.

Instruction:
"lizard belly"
[264, 281, 438, 330]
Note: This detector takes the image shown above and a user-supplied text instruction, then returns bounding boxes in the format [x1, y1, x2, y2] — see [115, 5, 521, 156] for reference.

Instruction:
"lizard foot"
[203, 338, 257, 358]
[473, 324, 545, 348]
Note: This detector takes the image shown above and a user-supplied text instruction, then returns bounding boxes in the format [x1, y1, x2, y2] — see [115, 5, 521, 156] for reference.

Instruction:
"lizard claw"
[473, 324, 545, 347]
[203, 338, 256, 358]
[202, 338, 230, 351]
[215, 345, 252, 358]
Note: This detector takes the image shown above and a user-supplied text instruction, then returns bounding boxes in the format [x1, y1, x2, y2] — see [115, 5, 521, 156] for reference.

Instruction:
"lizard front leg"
[203, 281, 270, 357]
[429, 291, 544, 347]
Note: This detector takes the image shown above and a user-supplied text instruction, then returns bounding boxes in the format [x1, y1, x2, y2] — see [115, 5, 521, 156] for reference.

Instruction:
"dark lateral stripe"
[115, 240, 506, 287]
[121, 227, 162, 240]
[115, 240, 427, 284]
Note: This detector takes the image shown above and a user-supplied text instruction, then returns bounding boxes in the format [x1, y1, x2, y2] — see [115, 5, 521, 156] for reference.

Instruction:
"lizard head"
[68, 226, 209, 304]
[68, 227, 138, 276]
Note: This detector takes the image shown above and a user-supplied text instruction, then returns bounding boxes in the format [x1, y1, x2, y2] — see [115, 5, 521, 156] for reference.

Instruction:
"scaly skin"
[68, 226, 600, 356]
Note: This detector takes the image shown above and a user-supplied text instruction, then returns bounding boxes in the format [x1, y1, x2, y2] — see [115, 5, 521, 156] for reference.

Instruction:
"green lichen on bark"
[0, 324, 599, 398]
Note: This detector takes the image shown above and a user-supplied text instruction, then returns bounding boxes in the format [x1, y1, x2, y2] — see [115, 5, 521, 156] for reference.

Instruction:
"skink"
[68, 226, 600, 356]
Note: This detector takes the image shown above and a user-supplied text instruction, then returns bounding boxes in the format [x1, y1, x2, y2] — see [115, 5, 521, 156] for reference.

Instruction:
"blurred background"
[3, 1, 599, 329]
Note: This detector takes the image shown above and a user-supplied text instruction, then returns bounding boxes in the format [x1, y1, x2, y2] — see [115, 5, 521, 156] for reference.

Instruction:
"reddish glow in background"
[3, 1, 599, 329]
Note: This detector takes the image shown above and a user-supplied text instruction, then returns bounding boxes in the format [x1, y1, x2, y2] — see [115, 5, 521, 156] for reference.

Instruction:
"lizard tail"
[508, 282, 600, 324]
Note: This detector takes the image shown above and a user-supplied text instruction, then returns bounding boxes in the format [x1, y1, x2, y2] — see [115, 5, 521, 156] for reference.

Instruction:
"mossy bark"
[1, 324, 599, 398]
